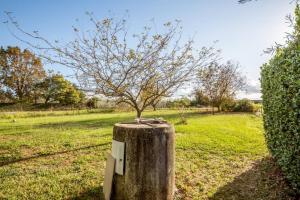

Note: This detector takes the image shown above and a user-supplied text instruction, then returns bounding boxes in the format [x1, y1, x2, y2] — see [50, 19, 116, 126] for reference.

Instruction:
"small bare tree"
[6, 13, 217, 118]
[197, 61, 245, 114]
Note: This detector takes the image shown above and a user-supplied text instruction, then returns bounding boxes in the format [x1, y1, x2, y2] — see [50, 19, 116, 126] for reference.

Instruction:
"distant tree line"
[0, 45, 248, 111]
[0, 46, 85, 105]
[163, 96, 260, 113]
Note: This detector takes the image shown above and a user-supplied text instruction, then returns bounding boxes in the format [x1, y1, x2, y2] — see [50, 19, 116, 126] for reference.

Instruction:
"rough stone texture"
[111, 120, 175, 200]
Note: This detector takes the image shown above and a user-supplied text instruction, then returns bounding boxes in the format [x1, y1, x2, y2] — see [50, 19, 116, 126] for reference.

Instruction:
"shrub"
[252, 103, 262, 113]
[233, 99, 255, 112]
[177, 107, 188, 125]
[260, 5, 300, 193]
[86, 97, 99, 109]
[220, 98, 236, 112]
[220, 99, 257, 112]
[166, 97, 191, 108]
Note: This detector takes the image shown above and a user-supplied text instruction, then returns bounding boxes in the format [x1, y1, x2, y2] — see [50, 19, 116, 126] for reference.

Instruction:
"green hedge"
[261, 5, 300, 193]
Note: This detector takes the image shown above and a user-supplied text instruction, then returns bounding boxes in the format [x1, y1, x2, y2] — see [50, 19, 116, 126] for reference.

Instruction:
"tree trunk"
[136, 109, 142, 118]
[112, 120, 175, 200]
[152, 104, 157, 111]
[19, 93, 23, 102]
[45, 97, 49, 105]
[34, 93, 38, 104]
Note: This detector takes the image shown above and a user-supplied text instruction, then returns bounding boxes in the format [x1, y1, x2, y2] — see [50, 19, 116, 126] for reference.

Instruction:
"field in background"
[0, 110, 296, 199]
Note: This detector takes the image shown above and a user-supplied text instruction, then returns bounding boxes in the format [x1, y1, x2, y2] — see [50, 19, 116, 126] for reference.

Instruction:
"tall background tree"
[0, 46, 85, 106]
[197, 60, 245, 113]
[37, 73, 85, 105]
[193, 89, 209, 107]
[0, 46, 45, 102]
[6, 14, 218, 117]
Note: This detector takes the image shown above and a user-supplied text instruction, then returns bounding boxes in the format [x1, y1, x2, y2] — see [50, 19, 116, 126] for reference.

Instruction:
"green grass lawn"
[0, 110, 296, 199]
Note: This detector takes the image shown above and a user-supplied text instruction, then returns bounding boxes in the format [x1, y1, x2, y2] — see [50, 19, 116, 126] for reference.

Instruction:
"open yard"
[0, 110, 296, 199]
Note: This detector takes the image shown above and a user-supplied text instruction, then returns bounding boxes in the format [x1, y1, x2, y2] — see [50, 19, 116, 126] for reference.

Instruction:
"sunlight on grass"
[0, 110, 294, 199]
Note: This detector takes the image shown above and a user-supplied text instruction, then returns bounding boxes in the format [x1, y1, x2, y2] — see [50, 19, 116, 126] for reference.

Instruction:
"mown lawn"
[0, 110, 296, 199]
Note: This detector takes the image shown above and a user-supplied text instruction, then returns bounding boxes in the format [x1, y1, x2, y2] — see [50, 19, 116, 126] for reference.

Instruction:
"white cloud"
[237, 79, 262, 100]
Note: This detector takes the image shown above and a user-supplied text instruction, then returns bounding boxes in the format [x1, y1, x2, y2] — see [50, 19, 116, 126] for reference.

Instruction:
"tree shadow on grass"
[0, 142, 110, 167]
[35, 117, 123, 130]
[209, 157, 299, 200]
[69, 186, 104, 200]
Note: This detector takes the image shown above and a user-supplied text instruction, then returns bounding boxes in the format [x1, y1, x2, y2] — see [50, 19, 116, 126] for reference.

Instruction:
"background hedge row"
[261, 5, 300, 193]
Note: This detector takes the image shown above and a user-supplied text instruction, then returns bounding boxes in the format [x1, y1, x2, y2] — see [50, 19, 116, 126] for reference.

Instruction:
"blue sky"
[0, 0, 296, 99]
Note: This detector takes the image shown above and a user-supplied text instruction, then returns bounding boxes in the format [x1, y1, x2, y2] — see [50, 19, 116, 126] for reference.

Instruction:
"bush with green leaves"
[86, 97, 99, 109]
[166, 97, 191, 108]
[38, 74, 84, 105]
[261, 5, 300, 193]
[220, 99, 255, 112]
[220, 98, 236, 112]
[233, 99, 255, 112]
[252, 103, 262, 113]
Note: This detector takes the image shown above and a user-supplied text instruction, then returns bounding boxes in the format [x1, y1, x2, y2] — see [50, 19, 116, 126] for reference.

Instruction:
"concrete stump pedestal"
[111, 119, 175, 200]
